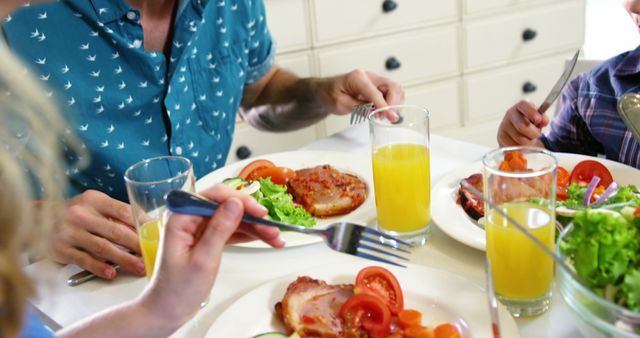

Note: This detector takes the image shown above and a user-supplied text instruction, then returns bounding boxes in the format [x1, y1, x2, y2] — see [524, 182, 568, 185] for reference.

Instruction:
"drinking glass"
[482, 146, 557, 317]
[124, 156, 195, 278]
[369, 105, 430, 246]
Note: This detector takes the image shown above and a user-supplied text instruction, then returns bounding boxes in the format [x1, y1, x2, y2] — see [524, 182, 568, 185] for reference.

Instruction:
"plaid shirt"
[541, 44, 640, 168]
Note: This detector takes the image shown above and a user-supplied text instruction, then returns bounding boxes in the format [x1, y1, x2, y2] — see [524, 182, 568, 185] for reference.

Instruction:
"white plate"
[431, 152, 640, 251]
[196, 150, 376, 248]
[205, 260, 519, 338]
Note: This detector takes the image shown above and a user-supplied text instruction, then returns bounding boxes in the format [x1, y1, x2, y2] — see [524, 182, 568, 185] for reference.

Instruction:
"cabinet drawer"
[463, 1, 584, 71]
[316, 26, 460, 86]
[464, 0, 552, 16]
[265, 0, 310, 51]
[311, 0, 458, 44]
[276, 52, 313, 77]
[323, 79, 461, 136]
[464, 55, 566, 123]
[405, 80, 461, 131]
[227, 123, 317, 164]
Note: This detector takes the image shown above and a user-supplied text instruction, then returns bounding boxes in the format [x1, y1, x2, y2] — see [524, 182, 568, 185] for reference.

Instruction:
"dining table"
[25, 123, 583, 338]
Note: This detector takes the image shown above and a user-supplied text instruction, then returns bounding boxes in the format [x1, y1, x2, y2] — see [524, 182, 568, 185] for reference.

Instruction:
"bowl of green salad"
[557, 205, 640, 337]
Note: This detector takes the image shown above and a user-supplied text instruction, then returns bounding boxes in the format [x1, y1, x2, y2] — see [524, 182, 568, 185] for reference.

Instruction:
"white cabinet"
[316, 26, 460, 86]
[311, 0, 458, 44]
[229, 0, 586, 158]
[464, 1, 585, 71]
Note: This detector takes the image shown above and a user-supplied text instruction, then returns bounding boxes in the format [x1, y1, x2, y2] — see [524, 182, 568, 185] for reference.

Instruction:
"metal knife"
[537, 49, 580, 114]
[67, 263, 120, 287]
[485, 258, 501, 338]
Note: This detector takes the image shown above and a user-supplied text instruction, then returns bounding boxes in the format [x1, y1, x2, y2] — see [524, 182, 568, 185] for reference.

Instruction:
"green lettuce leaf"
[561, 210, 638, 288]
[253, 178, 315, 228]
[622, 268, 640, 312]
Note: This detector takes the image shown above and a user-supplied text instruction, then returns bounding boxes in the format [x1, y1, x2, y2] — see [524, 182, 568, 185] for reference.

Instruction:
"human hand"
[52, 190, 144, 279]
[319, 70, 405, 122]
[497, 100, 549, 147]
[139, 184, 283, 327]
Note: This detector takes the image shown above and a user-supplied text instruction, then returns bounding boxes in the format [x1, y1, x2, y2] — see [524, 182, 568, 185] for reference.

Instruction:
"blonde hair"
[0, 35, 84, 337]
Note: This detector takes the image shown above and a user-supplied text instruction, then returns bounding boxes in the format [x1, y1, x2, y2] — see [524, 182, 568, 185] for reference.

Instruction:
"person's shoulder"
[3, 1, 85, 31]
[586, 45, 640, 79]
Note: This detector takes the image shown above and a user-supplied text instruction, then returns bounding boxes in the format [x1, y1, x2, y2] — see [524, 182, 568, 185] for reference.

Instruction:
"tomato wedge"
[354, 266, 404, 315]
[238, 159, 275, 180]
[556, 166, 570, 201]
[246, 166, 296, 185]
[569, 160, 613, 188]
[339, 294, 391, 338]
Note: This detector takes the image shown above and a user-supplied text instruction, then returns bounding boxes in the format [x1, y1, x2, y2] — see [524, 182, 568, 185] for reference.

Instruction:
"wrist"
[134, 291, 186, 335]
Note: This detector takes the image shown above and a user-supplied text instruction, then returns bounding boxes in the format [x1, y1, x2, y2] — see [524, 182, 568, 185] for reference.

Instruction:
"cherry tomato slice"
[238, 159, 275, 180]
[557, 185, 569, 201]
[569, 160, 613, 188]
[354, 266, 404, 315]
[246, 166, 296, 185]
[339, 294, 391, 338]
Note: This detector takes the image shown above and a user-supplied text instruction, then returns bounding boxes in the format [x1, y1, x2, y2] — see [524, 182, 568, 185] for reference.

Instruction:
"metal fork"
[165, 190, 412, 267]
[350, 102, 374, 125]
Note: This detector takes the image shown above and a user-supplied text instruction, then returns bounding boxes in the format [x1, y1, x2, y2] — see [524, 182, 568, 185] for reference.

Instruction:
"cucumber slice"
[251, 333, 289, 338]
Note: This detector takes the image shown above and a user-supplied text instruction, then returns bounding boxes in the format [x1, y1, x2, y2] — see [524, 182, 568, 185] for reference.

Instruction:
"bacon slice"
[288, 165, 367, 217]
[275, 276, 354, 338]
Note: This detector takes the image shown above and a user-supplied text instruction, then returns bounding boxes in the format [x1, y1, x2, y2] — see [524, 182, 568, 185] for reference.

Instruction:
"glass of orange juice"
[482, 147, 557, 317]
[124, 156, 195, 278]
[369, 105, 430, 246]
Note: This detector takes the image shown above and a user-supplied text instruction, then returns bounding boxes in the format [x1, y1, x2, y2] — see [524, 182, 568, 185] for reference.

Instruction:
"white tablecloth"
[25, 124, 581, 337]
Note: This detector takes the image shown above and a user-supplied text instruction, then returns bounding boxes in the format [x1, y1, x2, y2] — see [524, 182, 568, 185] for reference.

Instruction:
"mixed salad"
[224, 159, 316, 227]
[552, 158, 640, 313]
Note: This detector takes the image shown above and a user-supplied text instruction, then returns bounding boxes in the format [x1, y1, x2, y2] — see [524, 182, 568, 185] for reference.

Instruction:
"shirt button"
[175, 146, 183, 155]
[126, 11, 137, 20]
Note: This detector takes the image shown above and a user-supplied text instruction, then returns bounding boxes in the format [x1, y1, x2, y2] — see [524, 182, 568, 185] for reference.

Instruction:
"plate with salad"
[431, 152, 640, 251]
[196, 150, 376, 248]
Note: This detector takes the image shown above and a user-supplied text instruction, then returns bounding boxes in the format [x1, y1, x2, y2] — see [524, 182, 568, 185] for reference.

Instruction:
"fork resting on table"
[165, 190, 412, 267]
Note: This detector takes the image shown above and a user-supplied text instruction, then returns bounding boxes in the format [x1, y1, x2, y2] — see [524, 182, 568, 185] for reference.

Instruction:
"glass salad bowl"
[556, 219, 640, 338]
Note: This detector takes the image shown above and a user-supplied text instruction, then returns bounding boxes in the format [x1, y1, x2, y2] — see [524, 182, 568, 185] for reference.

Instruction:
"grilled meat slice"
[288, 165, 367, 217]
[457, 173, 484, 220]
[275, 276, 354, 338]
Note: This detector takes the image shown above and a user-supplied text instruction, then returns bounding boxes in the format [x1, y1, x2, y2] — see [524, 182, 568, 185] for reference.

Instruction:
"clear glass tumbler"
[482, 146, 557, 317]
[124, 156, 195, 278]
[369, 105, 431, 246]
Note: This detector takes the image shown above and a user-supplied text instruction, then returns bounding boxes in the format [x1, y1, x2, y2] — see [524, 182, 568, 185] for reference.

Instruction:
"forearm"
[57, 298, 180, 338]
[241, 68, 330, 132]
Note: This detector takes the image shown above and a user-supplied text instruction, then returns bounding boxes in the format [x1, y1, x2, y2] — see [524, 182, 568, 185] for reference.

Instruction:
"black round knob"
[236, 146, 251, 160]
[385, 57, 401, 71]
[382, 0, 398, 13]
[522, 28, 537, 42]
[522, 81, 537, 94]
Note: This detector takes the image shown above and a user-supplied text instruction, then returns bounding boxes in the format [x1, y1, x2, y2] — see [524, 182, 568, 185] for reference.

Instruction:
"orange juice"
[485, 202, 555, 300]
[138, 219, 161, 278]
[372, 143, 430, 232]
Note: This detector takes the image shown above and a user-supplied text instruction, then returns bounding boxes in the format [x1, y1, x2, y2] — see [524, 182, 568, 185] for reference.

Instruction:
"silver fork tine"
[361, 103, 372, 122]
[358, 107, 367, 123]
[359, 236, 411, 254]
[362, 227, 414, 249]
[350, 107, 358, 124]
[358, 243, 410, 261]
[356, 251, 407, 268]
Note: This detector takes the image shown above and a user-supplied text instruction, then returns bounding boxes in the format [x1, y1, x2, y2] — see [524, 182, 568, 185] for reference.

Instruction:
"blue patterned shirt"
[541, 44, 640, 168]
[3, 0, 275, 200]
